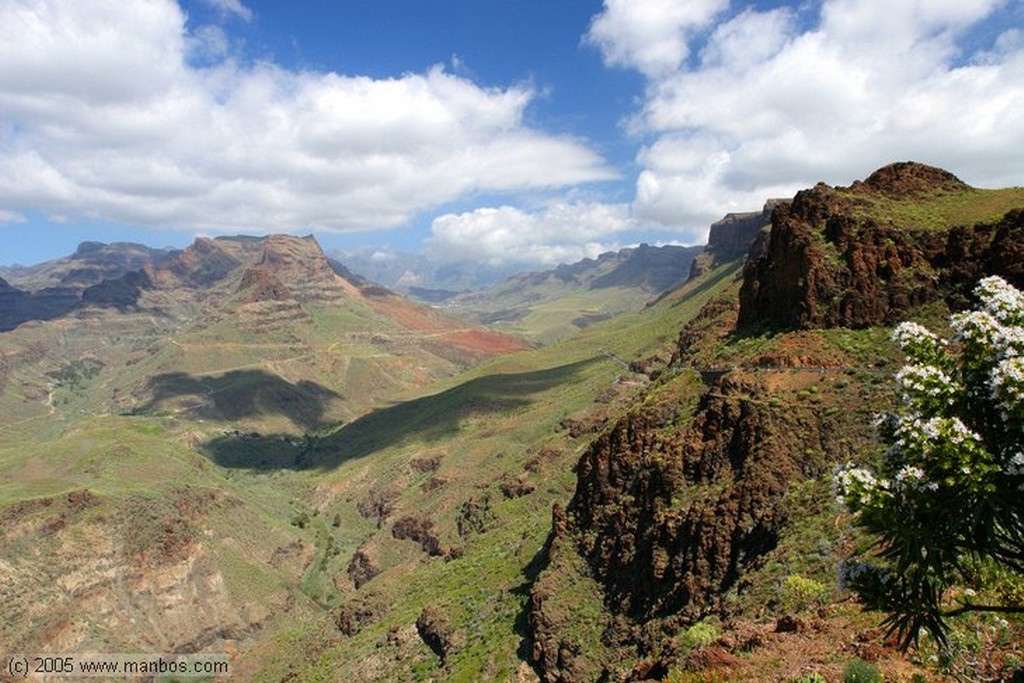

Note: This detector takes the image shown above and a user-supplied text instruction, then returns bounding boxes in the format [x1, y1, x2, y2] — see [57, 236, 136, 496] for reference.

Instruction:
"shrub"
[779, 574, 830, 614]
[842, 658, 882, 683]
[682, 619, 720, 649]
[791, 673, 827, 683]
[835, 276, 1024, 648]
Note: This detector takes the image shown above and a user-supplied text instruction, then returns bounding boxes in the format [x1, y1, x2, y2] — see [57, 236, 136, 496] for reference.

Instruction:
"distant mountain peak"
[70, 241, 107, 258]
[241, 234, 349, 304]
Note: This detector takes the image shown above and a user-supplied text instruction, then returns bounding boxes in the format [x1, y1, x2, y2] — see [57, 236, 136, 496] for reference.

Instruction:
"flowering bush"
[835, 276, 1024, 648]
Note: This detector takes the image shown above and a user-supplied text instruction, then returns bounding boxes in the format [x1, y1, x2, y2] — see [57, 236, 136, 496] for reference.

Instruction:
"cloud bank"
[426, 202, 635, 268]
[0, 0, 613, 234]
[588, 0, 1024, 238]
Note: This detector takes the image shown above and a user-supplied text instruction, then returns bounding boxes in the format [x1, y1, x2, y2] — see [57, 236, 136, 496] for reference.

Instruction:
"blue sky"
[1, 0, 1023, 268]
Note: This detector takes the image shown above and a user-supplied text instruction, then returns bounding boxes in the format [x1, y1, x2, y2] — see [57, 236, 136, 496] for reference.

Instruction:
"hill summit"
[859, 160, 969, 197]
[738, 162, 1024, 329]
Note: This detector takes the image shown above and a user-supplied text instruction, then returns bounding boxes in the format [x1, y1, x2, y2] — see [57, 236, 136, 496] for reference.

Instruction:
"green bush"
[779, 574, 830, 614]
[842, 658, 882, 683]
[681, 619, 720, 649]
[791, 673, 827, 683]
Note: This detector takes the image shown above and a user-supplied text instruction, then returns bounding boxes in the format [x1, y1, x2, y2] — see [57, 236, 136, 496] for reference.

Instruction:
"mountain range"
[1, 162, 1022, 681]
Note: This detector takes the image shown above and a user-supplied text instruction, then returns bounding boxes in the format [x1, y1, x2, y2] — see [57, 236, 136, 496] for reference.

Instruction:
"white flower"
[895, 364, 957, 406]
[975, 276, 1024, 325]
[1006, 452, 1024, 476]
[951, 310, 1002, 348]
[895, 465, 925, 481]
[888, 415, 981, 461]
[945, 417, 981, 445]
[990, 356, 1024, 418]
[892, 321, 940, 349]
[1002, 325, 1024, 358]
[892, 464, 938, 491]
[834, 463, 889, 508]
[953, 277, 1024, 360]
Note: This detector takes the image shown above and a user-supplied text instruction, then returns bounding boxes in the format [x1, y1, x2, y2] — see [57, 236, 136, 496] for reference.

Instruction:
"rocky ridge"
[0, 241, 179, 291]
[739, 163, 1024, 329]
[526, 162, 1024, 681]
[687, 201, 780, 280]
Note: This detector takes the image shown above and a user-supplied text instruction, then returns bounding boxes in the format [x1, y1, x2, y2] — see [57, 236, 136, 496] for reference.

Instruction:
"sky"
[1, 0, 1022, 269]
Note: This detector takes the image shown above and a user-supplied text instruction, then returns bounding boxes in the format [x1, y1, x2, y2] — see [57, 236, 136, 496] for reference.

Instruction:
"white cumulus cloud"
[201, 0, 253, 22]
[426, 202, 635, 267]
[587, 0, 1024, 240]
[585, 0, 729, 78]
[0, 0, 614, 235]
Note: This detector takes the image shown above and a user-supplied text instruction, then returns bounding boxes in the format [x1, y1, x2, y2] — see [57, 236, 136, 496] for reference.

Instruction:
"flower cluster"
[834, 276, 1024, 647]
[951, 276, 1024, 364]
[990, 356, 1024, 421]
[891, 321, 948, 366]
[894, 364, 958, 409]
[892, 321, 941, 348]
[893, 464, 937, 492]
[976, 275, 1024, 324]
[834, 463, 889, 509]
[1006, 452, 1024, 476]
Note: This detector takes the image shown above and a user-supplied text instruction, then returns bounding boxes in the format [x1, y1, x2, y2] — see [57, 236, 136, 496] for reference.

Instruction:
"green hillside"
[1, 164, 1022, 682]
[445, 243, 703, 343]
[0, 248, 736, 676]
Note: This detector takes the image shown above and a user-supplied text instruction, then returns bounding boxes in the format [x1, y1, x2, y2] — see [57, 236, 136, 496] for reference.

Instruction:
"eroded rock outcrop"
[738, 163, 1024, 329]
[688, 202, 780, 280]
[528, 163, 1022, 681]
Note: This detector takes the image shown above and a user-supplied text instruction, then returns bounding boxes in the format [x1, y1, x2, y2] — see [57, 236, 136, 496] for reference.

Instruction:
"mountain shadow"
[139, 369, 341, 431]
[0, 279, 79, 331]
[203, 357, 600, 471]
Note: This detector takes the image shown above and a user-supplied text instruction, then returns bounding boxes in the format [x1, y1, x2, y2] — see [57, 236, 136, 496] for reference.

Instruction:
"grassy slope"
[0, 258, 738, 674]
[837, 185, 1024, 230]
[230, 262, 742, 681]
[455, 282, 663, 344]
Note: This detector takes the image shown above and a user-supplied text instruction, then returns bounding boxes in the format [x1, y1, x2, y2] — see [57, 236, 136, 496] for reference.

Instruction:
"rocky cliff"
[529, 356, 881, 680]
[527, 162, 1024, 681]
[688, 202, 779, 280]
[238, 234, 354, 304]
[738, 162, 1024, 329]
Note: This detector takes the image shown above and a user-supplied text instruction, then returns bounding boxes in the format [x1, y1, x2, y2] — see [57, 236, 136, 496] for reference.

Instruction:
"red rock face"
[859, 161, 969, 197]
[563, 373, 831, 622]
[738, 164, 1024, 329]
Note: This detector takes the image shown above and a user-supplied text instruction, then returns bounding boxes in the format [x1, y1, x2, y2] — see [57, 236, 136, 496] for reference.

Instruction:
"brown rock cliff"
[738, 163, 1024, 329]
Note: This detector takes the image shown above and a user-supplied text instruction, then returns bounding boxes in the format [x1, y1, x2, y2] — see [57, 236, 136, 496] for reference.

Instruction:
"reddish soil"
[437, 329, 529, 355]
